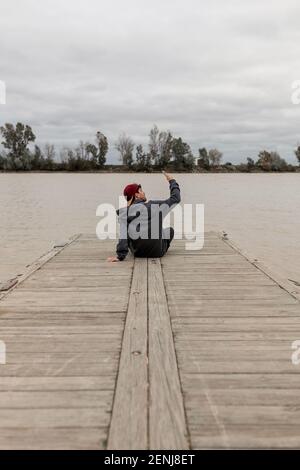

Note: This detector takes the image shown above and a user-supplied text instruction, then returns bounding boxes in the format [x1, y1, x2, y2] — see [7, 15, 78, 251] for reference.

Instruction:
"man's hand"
[107, 256, 120, 263]
[162, 171, 174, 182]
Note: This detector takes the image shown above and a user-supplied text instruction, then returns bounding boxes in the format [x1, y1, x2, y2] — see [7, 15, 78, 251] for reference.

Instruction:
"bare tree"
[115, 133, 135, 167]
[135, 144, 151, 171]
[148, 125, 160, 165]
[295, 146, 300, 165]
[44, 143, 55, 161]
[257, 150, 287, 171]
[247, 157, 255, 170]
[77, 141, 86, 160]
[198, 147, 210, 169]
[86, 143, 98, 163]
[171, 137, 195, 170]
[208, 148, 223, 167]
[96, 131, 108, 167]
[158, 130, 173, 168]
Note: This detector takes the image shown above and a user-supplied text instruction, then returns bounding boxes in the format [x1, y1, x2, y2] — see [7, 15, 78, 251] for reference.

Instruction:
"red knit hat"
[123, 183, 141, 201]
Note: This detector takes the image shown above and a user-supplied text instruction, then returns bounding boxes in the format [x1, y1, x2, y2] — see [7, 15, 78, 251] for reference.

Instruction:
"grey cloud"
[1, 0, 300, 163]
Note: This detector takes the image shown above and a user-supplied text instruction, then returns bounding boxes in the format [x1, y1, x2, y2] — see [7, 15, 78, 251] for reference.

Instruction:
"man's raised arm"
[151, 172, 181, 208]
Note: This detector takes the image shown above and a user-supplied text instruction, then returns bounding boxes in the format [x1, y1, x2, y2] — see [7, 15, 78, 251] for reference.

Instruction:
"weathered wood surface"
[0, 232, 300, 449]
[0, 234, 81, 302]
[161, 232, 300, 449]
[148, 258, 189, 449]
[108, 258, 189, 450]
[108, 258, 148, 450]
[0, 235, 133, 450]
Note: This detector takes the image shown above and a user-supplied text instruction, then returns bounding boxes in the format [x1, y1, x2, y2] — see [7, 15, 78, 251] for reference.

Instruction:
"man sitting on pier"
[107, 172, 181, 262]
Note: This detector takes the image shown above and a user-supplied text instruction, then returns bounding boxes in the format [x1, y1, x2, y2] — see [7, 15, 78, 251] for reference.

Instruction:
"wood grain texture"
[0, 234, 132, 450]
[1, 231, 300, 450]
[162, 232, 300, 449]
[148, 258, 189, 450]
[108, 258, 148, 450]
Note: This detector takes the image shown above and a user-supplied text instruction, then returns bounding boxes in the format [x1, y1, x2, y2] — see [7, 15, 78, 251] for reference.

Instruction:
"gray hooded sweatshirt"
[116, 179, 181, 261]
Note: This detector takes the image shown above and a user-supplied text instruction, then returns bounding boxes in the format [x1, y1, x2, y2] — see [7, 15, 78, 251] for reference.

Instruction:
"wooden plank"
[168, 292, 291, 300]
[173, 332, 300, 341]
[171, 318, 300, 331]
[184, 389, 300, 406]
[0, 325, 123, 334]
[0, 305, 128, 313]
[0, 338, 122, 353]
[148, 258, 189, 450]
[0, 427, 108, 450]
[181, 373, 300, 389]
[20, 278, 129, 288]
[168, 299, 298, 306]
[0, 408, 110, 428]
[0, 376, 116, 391]
[191, 429, 300, 450]
[175, 360, 299, 374]
[3, 352, 120, 364]
[0, 316, 124, 327]
[177, 351, 294, 362]
[168, 304, 300, 317]
[186, 406, 300, 426]
[0, 390, 113, 408]
[0, 363, 119, 377]
[165, 279, 277, 286]
[108, 258, 148, 450]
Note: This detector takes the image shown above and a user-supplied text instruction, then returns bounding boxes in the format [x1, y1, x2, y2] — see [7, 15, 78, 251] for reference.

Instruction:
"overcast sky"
[1, 0, 300, 163]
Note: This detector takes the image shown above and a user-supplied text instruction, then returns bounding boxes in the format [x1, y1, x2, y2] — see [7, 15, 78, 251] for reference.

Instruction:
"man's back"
[115, 176, 181, 261]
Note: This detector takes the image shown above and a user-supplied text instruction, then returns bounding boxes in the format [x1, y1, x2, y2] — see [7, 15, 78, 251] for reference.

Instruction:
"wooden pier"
[0, 232, 300, 449]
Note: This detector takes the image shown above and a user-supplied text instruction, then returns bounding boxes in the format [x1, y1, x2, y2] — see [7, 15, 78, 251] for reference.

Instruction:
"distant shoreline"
[1, 168, 300, 174]
[2, 124, 300, 173]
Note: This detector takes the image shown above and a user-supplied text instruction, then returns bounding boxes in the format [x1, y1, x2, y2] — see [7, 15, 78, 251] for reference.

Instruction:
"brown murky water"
[0, 173, 300, 285]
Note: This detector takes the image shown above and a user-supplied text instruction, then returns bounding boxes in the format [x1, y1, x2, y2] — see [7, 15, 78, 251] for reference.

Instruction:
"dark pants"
[162, 227, 175, 255]
[129, 227, 174, 258]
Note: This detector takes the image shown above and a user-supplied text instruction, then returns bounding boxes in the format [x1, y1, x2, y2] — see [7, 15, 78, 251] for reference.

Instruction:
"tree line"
[1, 122, 300, 172]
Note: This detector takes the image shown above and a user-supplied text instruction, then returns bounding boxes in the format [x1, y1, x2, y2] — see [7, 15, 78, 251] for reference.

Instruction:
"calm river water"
[0, 173, 299, 286]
